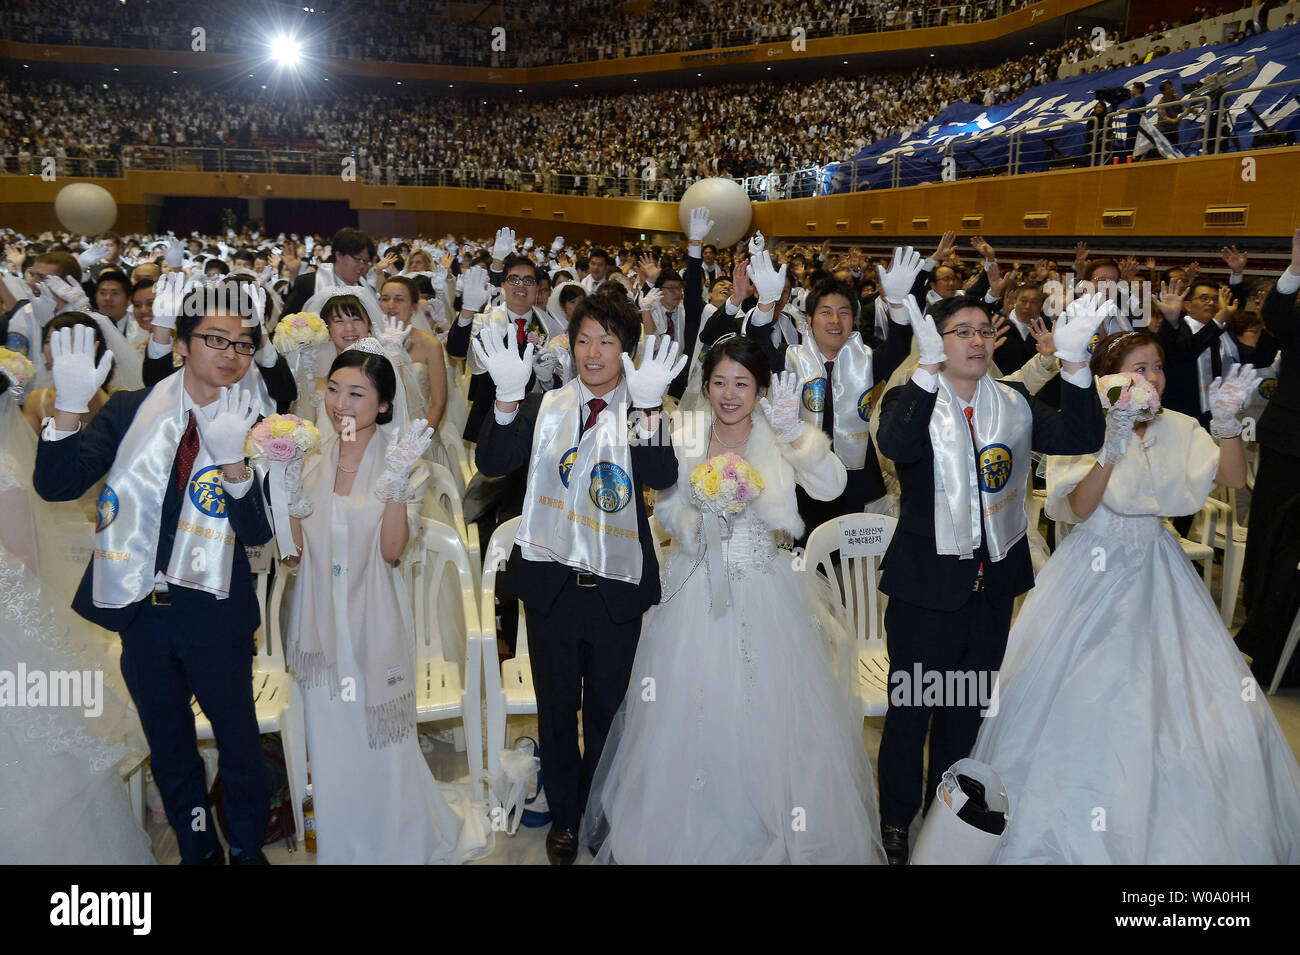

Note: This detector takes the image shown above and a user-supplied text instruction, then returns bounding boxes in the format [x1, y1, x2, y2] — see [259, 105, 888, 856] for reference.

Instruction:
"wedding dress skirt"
[583, 509, 884, 864]
[973, 506, 1300, 863]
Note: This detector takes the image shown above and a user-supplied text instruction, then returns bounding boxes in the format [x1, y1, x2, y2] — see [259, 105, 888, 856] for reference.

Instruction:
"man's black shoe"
[545, 826, 579, 866]
[882, 824, 910, 865]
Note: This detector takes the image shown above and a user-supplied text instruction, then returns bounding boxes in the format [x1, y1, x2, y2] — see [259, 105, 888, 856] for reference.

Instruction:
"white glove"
[431, 267, 448, 292]
[1098, 406, 1138, 468]
[461, 265, 492, 313]
[620, 334, 686, 408]
[471, 322, 533, 403]
[758, 370, 803, 444]
[914, 313, 948, 367]
[748, 230, 766, 256]
[376, 417, 435, 503]
[49, 324, 114, 414]
[877, 246, 923, 304]
[163, 236, 185, 268]
[687, 207, 715, 243]
[76, 242, 110, 268]
[194, 386, 259, 466]
[42, 275, 89, 313]
[28, 281, 56, 327]
[257, 265, 275, 287]
[1208, 364, 1261, 439]
[150, 272, 186, 331]
[523, 237, 534, 250]
[374, 312, 412, 360]
[637, 286, 663, 312]
[284, 456, 313, 518]
[746, 253, 787, 306]
[533, 346, 560, 378]
[240, 283, 267, 330]
[491, 227, 516, 261]
[1054, 290, 1114, 364]
[551, 235, 565, 252]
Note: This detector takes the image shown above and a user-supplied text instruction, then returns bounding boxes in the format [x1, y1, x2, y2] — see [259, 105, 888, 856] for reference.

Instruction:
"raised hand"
[687, 207, 715, 243]
[748, 230, 766, 256]
[471, 321, 533, 403]
[1221, 245, 1248, 274]
[194, 386, 259, 466]
[551, 235, 565, 252]
[637, 286, 663, 313]
[877, 245, 923, 304]
[374, 311, 413, 359]
[758, 370, 803, 443]
[969, 235, 996, 261]
[1073, 241, 1089, 275]
[376, 417, 434, 503]
[1208, 364, 1261, 438]
[461, 265, 492, 313]
[49, 324, 113, 414]
[1156, 278, 1189, 325]
[620, 334, 686, 408]
[491, 227, 516, 262]
[931, 230, 957, 263]
[746, 252, 787, 306]
[42, 274, 89, 313]
[729, 256, 752, 307]
[163, 236, 185, 268]
[150, 272, 186, 331]
[1054, 290, 1116, 364]
[914, 313, 948, 367]
[636, 252, 661, 287]
[1028, 316, 1056, 357]
[76, 242, 111, 268]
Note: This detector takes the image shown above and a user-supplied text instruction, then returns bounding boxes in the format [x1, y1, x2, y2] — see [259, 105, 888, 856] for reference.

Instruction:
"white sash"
[312, 263, 373, 300]
[1186, 319, 1239, 414]
[92, 370, 238, 607]
[515, 380, 642, 584]
[929, 373, 1032, 561]
[785, 334, 874, 469]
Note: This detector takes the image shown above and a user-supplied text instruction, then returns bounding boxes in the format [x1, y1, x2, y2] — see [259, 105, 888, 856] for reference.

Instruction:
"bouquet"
[690, 452, 764, 516]
[244, 414, 322, 556]
[272, 311, 328, 354]
[0, 347, 35, 400]
[1097, 373, 1162, 423]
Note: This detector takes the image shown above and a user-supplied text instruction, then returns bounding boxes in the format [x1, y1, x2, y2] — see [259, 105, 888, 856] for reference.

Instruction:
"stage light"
[272, 34, 303, 68]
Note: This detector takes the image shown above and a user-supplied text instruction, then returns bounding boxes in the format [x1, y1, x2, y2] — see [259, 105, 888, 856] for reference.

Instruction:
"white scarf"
[785, 333, 874, 469]
[929, 373, 1032, 561]
[312, 263, 374, 300]
[1185, 318, 1240, 413]
[92, 370, 237, 607]
[515, 380, 642, 584]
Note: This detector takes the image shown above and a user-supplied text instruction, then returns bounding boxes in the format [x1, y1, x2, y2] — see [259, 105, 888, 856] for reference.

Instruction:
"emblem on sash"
[857, 388, 873, 422]
[558, 446, 578, 488]
[978, 444, 1013, 493]
[1260, 378, 1277, 400]
[1086, 333, 1101, 355]
[95, 484, 119, 533]
[188, 466, 228, 517]
[589, 461, 632, 514]
[802, 377, 826, 413]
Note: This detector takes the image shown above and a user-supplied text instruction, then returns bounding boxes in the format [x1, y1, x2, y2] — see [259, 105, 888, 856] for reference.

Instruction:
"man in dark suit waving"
[34, 293, 275, 865]
[474, 291, 681, 864]
[873, 291, 1108, 863]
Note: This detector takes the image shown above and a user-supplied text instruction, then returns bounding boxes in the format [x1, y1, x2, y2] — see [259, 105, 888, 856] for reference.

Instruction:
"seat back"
[804, 513, 897, 658]
[481, 516, 527, 658]
[411, 516, 480, 676]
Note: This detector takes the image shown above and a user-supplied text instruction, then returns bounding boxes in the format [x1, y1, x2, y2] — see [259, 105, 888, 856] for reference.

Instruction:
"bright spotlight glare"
[271, 34, 302, 67]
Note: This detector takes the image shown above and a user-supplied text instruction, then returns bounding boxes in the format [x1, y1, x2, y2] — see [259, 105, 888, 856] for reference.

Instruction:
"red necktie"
[582, 398, 606, 433]
[174, 410, 199, 498]
[963, 404, 975, 441]
[516, 317, 527, 346]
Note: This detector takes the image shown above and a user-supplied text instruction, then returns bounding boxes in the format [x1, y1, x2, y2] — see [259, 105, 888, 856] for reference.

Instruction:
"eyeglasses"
[198, 334, 257, 356]
[1189, 294, 1218, 303]
[504, 275, 537, 287]
[941, 325, 997, 340]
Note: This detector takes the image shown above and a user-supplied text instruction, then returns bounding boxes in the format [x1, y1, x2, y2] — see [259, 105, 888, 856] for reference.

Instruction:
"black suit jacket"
[667, 253, 706, 400]
[32, 388, 274, 634]
[142, 352, 298, 414]
[876, 373, 1104, 610]
[279, 272, 318, 319]
[447, 309, 542, 443]
[474, 391, 678, 623]
[1257, 283, 1300, 455]
[1154, 313, 1225, 422]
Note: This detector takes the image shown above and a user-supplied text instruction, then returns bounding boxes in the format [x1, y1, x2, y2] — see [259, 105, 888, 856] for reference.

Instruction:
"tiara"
[344, 337, 391, 360]
[709, 332, 740, 350]
[1100, 329, 1143, 358]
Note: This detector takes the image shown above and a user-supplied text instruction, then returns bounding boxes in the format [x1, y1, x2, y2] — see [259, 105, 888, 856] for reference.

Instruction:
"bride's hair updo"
[701, 335, 772, 394]
[1090, 331, 1165, 377]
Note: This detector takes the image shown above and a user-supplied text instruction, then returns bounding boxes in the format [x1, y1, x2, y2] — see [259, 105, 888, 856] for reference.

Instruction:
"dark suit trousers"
[877, 590, 1013, 827]
[118, 602, 268, 862]
[525, 578, 640, 831]
[1244, 444, 1300, 609]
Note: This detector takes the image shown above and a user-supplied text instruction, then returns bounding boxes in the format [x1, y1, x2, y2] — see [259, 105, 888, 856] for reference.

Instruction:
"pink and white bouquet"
[244, 413, 322, 461]
[1097, 373, 1162, 422]
[244, 414, 322, 557]
[272, 312, 328, 354]
[690, 452, 764, 516]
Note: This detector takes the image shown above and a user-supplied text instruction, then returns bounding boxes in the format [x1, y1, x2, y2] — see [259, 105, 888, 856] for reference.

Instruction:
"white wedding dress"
[972, 410, 1300, 864]
[583, 504, 884, 864]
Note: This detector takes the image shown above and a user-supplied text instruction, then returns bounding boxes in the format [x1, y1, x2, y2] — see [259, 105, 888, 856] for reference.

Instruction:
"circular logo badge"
[802, 377, 826, 413]
[1086, 333, 1101, 355]
[558, 446, 578, 488]
[188, 466, 227, 518]
[978, 443, 1013, 493]
[857, 388, 873, 422]
[1260, 378, 1277, 400]
[589, 461, 632, 514]
[95, 484, 119, 533]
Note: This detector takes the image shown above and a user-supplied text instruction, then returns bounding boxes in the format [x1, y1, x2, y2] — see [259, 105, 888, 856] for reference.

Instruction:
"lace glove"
[376, 418, 435, 503]
[374, 312, 413, 364]
[759, 370, 803, 443]
[1098, 405, 1139, 468]
[1208, 364, 1261, 439]
[49, 324, 113, 414]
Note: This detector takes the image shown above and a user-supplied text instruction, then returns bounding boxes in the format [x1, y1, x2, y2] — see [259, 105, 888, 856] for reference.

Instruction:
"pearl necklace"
[710, 421, 751, 450]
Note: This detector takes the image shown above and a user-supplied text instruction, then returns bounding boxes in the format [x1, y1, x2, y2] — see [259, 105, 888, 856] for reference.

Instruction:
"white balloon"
[54, 182, 118, 235]
[678, 178, 752, 247]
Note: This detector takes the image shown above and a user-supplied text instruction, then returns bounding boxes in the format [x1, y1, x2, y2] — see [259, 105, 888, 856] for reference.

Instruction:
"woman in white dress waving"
[283, 345, 490, 864]
[582, 335, 885, 864]
[973, 331, 1300, 864]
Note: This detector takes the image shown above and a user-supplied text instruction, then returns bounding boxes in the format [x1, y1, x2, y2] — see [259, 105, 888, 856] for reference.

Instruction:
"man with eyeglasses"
[279, 227, 380, 318]
[873, 292, 1107, 864]
[35, 285, 276, 865]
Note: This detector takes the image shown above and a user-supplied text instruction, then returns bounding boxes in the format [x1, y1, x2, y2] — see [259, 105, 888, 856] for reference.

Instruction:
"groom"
[34, 295, 274, 865]
[873, 292, 1107, 864]
[474, 291, 681, 864]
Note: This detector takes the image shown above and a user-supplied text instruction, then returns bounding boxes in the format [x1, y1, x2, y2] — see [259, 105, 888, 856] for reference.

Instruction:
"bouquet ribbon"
[701, 511, 730, 618]
[265, 458, 298, 557]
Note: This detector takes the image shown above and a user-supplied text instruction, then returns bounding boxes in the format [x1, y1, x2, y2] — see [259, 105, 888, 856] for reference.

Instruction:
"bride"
[0, 364, 155, 864]
[582, 335, 885, 864]
[972, 331, 1300, 864]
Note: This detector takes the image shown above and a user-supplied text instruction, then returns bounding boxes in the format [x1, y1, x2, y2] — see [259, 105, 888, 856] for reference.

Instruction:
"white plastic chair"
[408, 516, 487, 798]
[480, 516, 536, 776]
[191, 568, 308, 843]
[425, 461, 481, 590]
[1197, 486, 1247, 627]
[1269, 604, 1300, 696]
[803, 513, 898, 718]
[439, 429, 475, 494]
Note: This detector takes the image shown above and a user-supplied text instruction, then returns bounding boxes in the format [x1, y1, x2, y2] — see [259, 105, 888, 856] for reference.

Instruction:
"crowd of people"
[0, 40, 1069, 193]
[1, 218, 1298, 866]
